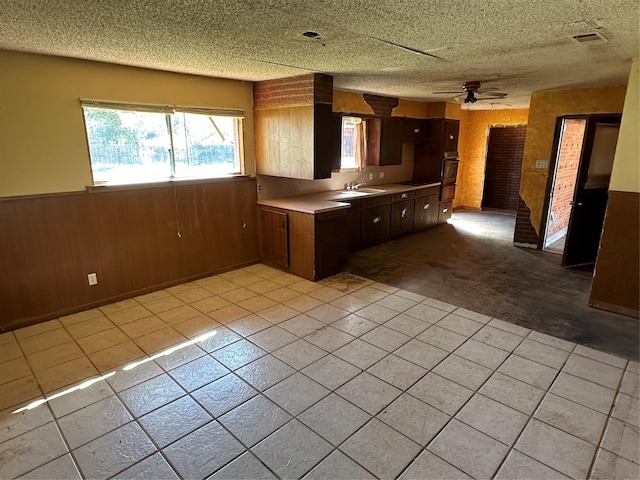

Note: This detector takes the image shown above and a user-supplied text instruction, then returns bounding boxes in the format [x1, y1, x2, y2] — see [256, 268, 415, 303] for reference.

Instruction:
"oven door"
[442, 158, 459, 186]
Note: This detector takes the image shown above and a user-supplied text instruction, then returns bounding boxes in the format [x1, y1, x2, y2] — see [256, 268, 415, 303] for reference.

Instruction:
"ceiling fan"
[433, 81, 508, 103]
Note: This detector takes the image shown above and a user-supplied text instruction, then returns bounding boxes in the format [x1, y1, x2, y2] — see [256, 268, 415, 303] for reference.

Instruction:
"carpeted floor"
[346, 209, 639, 360]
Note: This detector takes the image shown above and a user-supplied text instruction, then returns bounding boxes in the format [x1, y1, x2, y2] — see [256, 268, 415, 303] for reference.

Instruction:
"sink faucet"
[350, 182, 367, 190]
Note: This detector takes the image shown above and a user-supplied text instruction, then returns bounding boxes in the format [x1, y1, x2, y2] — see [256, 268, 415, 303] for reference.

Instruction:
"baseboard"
[589, 299, 640, 319]
[513, 242, 538, 249]
[2, 258, 261, 333]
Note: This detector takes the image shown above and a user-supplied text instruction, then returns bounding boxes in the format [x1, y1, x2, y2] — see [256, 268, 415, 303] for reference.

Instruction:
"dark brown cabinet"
[258, 206, 347, 281]
[413, 186, 440, 230]
[343, 199, 362, 252]
[361, 195, 391, 246]
[404, 118, 429, 144]
[260, 209, 288, 268]
[367, 117, 405, 166]
[315, 210, 348, 280]
[438, 201, 453, 223]
[443, 119, 460, 153]
[413, 118, 460, 183]
[390, 200, 415, 237]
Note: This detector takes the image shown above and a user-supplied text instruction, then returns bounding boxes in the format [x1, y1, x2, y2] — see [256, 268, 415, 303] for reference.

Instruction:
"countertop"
[257, 182, 441, 214]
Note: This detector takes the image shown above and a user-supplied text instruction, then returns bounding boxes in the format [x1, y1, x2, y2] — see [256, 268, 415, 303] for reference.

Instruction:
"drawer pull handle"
[373, 216, 381, 224]
[424, 204, 430, 210]
[401, 193, 408, 199]
[443, 208, 448, 213]
[401, 208, 407, 218]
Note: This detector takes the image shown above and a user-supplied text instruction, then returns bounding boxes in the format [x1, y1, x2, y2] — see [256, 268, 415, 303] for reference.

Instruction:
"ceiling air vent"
[570, 31, 608, 44]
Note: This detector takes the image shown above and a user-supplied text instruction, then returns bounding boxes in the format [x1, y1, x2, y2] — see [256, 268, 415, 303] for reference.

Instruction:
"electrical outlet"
[257, 184, 262, 192]
[379, 171, 385, 179]
[369, 173, 374, 180]
[87, 273, 98, 286]
[535, 160, 549, 169]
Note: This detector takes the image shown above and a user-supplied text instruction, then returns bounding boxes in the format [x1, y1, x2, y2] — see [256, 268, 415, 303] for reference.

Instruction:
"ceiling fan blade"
[432, 91, 465, 94]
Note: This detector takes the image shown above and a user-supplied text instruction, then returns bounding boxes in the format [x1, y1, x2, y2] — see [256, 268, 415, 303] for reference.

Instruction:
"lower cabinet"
[344, 199, 362, 252]
[413, 194, 439, 230]
[390, 200, 415, 237]
[413, 186, 440, 231]
[315, 210, 349, 280]
[361, 195, 391, 247]
[438, 201, 453, 223]
[259, 206, 348, 281]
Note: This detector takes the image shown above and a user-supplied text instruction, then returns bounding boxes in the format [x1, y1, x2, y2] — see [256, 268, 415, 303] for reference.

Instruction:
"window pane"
[341, 117, 360, 169]
[83, 107, 171, 184]
[171, 113, 240, 177]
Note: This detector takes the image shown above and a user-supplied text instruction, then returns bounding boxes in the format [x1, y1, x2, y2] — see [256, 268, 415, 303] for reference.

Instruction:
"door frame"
[539, 115, 587, 250]
[481, 123, 528, 211]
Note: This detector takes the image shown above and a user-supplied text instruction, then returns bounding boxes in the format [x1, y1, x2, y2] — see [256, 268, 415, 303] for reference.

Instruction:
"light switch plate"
[535, 160, 549, 169]
[379, 171, 385, 179]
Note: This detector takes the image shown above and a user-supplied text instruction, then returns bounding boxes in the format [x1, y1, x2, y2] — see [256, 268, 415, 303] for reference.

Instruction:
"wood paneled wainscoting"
[0, 177, 259, 331]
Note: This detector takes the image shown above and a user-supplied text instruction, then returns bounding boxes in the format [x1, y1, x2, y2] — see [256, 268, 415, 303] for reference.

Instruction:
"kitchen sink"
[353, 187, 386, 194]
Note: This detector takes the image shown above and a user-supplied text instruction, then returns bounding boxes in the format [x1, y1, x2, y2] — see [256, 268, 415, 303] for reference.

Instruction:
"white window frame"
[80, 99, 245, 186]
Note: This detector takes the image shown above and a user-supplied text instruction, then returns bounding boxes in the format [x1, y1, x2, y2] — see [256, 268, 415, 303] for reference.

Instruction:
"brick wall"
[514, 196, 541, 246]
[254, 73, 333, 107]
[363, 94, 400, 116]
[547, 119, 585, 237]
[483, 125, 527, 210]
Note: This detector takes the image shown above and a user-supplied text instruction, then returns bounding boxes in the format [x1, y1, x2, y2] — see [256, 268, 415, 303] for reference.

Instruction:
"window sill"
[86, 174, 252, 193]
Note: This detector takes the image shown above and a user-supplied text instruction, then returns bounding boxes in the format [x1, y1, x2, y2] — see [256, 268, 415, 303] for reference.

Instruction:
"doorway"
[482, 125, 527, 211]
[543, 118, 587, 253]
[543, 114, 621, 266]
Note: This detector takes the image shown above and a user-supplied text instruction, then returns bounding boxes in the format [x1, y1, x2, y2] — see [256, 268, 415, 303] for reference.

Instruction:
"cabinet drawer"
[414, 186, 440, 198]
[441, 185, 456, 202]
[362, 194, 391, 208]
[438, 201, 453, 223]
[392, 190, 415, 202]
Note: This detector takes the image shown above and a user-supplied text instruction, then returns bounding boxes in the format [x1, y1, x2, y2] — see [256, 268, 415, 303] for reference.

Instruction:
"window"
[82, 101, 244, 185]
[340, 116, 365, 170]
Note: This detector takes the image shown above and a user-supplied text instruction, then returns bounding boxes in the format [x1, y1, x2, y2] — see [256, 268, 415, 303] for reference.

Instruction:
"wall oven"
[441, 155, 459, 201]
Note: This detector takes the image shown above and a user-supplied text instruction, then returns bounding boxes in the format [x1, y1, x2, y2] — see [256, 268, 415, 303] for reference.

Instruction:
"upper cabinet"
[254, 74, 341, 180]
[413, 118, 460, 183]
[403, 118, 429, 144]
[366, 117, 405, 166]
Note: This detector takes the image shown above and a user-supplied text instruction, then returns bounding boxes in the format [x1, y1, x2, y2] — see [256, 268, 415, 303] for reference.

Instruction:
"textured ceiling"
[1, 0, 638, 109]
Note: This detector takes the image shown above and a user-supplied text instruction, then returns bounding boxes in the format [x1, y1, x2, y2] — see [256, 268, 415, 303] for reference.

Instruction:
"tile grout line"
[395, 319, 532, 480]
[488, 340, 580, 479]
[584, 357, 630, 479]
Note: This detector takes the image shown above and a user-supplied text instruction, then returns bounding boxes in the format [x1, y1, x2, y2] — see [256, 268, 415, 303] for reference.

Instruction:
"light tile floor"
[1, 265, 639, 479]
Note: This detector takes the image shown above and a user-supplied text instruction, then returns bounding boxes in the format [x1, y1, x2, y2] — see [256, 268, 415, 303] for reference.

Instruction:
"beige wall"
[455, 109, 530, 209]
[0, 50, 256, 197]
[518, 84, 627, 235]
[609, 59, 639, 194]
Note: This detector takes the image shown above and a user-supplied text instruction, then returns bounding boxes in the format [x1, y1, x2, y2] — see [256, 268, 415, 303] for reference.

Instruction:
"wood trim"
[589, 190, 639, 318]
[0, 178, 259, 331]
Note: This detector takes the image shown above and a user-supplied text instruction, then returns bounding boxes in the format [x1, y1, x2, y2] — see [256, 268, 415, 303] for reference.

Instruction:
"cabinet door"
[413, 194, 439, 230]
[361, 205, 391, 246]
[380, 117, 404, 165]
[260, 209, 288, 267]
[345, 200, 362, 252]
[438, 201, 453, 223]
[441, 185, 456, 202]
[404, 118, 428, 144]
[390, 200, 415, 237]
[444, 119, 460, 153]
[315, 210, 348, 280]
[314, 103, 342, 179]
